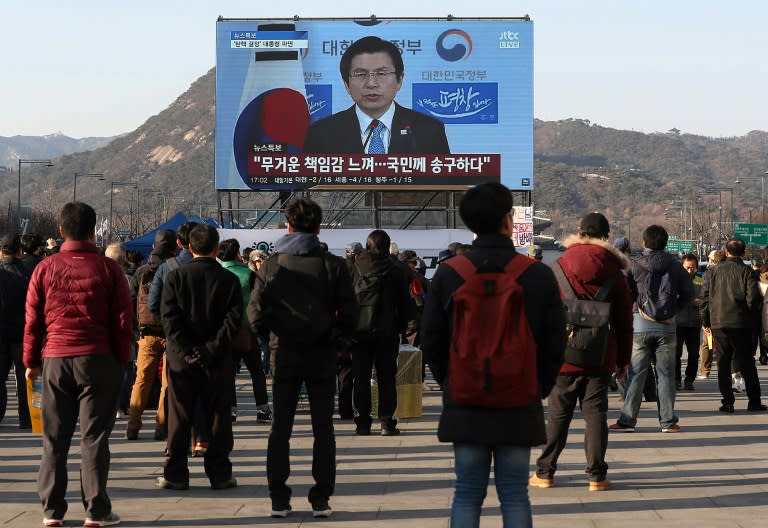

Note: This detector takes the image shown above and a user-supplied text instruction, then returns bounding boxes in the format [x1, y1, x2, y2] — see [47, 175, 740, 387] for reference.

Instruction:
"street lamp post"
[706, 187, 734, 240]
[665, 204, 685, 239]
[140, 189, 168, 228]
[17, 159, 53, 231]
[108, 181, 138, 243]
[73, 172, 105, 201]
[735, 173, 767, 223]
[758, 172, 768, 222]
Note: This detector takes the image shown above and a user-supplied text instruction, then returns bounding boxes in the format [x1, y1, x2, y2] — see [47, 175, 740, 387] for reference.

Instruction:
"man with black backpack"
[422, 182, 566, 527]
[610, 225, 694, 433]
[351, 230, 414, 436]
[248, 198, 357, 519]
[126, 229, 177, 441]
[530, 212, 633, 492]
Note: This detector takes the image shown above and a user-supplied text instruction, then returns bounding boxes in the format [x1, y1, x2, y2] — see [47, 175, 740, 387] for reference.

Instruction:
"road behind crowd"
[2, 363, 768, 527]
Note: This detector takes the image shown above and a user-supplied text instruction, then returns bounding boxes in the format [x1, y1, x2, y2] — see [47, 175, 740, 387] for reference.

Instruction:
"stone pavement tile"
[594, 521, 740, 528]
[372, 506, 451, 525]
[4, 365, 768, 527]
[533, 520, 598, 528]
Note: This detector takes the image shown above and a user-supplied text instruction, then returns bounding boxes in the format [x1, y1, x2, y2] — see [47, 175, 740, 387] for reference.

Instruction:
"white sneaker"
[696, 374, 708, 380]
[84, 512, 120, 527]
[312, 501, 332, 518]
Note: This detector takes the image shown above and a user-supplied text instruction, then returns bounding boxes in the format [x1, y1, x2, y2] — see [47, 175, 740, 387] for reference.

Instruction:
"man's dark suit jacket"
[303, 103, 450, 154]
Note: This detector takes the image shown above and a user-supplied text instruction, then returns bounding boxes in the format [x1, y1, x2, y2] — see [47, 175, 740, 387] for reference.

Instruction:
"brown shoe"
[528, 474, 554, 488]
[192, 441, 208, 457]
[589, 479, 612, 491]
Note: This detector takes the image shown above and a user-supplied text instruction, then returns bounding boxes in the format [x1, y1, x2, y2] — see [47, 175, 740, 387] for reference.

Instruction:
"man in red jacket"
[529, 212, 633, 491]
[24, 202, 132, 528]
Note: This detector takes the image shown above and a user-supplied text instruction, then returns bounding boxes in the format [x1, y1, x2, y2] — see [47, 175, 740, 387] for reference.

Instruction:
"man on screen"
[303, 36, 450, 155]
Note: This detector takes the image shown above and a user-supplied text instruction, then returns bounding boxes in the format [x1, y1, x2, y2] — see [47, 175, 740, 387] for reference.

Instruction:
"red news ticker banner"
[246, 153, 501, 188]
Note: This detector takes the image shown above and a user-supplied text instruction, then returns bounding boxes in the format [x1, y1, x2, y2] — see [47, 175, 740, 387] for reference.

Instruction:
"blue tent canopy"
[124, 211, 188, 258]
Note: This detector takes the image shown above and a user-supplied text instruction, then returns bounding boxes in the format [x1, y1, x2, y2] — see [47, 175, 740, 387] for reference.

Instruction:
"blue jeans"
[451, 443, 532, 528]
[618, 332, 678, 429]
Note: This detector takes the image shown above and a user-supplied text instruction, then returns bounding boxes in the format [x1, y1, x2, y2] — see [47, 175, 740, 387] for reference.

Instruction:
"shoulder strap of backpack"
[553, 260, 617, 302]
[593, 273, 618, 302]
[274, 251, 333, 295]
[552, 261, 578, 299]
[445, 253, 534, 283]
[167, 257, 180, 271]
[503, 254, 535, 282]
[352, 260, 363, 282]
[443, 254, 476, 282]
[321, 251, 334, 303]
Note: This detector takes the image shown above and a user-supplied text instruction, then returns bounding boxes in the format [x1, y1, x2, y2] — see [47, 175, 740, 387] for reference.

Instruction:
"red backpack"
[443, 254, 538, 408]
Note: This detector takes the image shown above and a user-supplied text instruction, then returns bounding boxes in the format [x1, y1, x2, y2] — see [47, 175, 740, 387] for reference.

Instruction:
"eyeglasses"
[349, 70, 397, 83]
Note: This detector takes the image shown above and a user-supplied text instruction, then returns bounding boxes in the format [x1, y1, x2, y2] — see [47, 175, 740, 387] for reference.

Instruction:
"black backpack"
[635, 261, 678, 323]
[353, 262, 392, 336]
[261, 253, 334, 343]
[553, 262, 616, 369]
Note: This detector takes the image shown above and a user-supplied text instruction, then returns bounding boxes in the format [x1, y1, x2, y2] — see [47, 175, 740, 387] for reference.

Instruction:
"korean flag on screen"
[232, 24, 310, 184]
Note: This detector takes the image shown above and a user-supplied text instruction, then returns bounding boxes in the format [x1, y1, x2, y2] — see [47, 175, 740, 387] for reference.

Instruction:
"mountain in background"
[533, 119, 768, 242]
[1, 67, 767, 245]
[0, 132, 118, 169]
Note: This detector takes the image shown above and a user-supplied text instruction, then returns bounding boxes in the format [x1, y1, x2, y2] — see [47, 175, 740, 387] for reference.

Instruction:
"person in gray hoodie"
[248, 198, 357, 519]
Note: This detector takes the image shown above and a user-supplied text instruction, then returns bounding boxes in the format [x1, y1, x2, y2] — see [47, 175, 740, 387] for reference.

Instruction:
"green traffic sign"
[733, 223, 768, 246]
[666, 239, 695, 253]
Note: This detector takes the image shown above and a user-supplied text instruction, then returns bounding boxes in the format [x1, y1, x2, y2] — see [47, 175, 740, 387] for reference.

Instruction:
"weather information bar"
[245, 153, 500, 188]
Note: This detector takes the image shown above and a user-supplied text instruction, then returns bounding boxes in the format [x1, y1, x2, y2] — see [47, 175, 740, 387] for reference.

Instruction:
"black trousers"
[232, 336, 268, 407]
[268, 372, 336, 505]
[352, 334, 400, 429]
[336, 356, 353, 419]
[165, 359, 234, 484]
[536, 374, 610, 481]
[0, 342, 30, 426]
[39, 355, 122, 520]
[675, 326, 701, 384]
[712, 328, 761, 406]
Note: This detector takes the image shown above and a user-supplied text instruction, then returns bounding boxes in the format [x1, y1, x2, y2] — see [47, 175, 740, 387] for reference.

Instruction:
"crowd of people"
[0, 196, 472, 526]
[2, 186, 768, 527]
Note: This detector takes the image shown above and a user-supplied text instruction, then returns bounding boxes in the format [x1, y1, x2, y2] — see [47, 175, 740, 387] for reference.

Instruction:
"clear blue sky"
[1, 0, 766, 139]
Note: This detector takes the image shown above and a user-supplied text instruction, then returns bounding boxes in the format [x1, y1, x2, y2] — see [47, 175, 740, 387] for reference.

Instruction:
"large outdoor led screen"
[215, 17, 533, 191]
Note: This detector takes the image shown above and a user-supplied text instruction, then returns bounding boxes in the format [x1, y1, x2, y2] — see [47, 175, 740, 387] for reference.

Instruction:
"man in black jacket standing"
[0, 233, 32, 428]
[421, 182, 565, 527]
[701, 238, 765, 412]
[350, 230, 414, 436]
[248, 198, 357, 519]
[158, 224, 242, 490]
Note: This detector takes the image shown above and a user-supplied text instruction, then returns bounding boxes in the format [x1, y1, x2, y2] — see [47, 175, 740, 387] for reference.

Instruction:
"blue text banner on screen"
[215, 18, 533, 191]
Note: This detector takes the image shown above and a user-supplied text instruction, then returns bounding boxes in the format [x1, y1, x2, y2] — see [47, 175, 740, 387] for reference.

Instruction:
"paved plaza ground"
[2, 364, 768, 527]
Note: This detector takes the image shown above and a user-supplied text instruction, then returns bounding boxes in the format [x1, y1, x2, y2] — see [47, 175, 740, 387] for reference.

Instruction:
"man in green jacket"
[219, 239, 271, 422]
